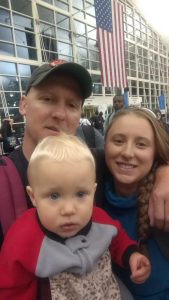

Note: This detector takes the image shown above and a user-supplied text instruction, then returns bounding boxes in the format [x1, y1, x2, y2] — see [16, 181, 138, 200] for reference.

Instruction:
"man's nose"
[51, 103, 66, 120]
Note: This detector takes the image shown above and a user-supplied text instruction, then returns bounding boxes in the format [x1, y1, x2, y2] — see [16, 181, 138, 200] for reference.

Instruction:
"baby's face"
[27, 159, 96, 238]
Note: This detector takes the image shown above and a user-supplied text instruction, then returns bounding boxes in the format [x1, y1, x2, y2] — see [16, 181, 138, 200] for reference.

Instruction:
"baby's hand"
[129, 252, 151, 284]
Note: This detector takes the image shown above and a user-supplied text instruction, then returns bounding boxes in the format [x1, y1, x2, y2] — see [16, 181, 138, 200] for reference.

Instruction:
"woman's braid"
[137, 169, 155, 242]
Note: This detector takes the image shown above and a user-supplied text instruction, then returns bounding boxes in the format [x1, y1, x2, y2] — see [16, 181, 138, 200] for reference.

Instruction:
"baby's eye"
[76, 191, 86, 198]
[50, 192, 60, 200]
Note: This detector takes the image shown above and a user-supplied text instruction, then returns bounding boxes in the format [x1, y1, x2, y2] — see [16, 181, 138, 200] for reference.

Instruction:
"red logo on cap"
[49, 60, 67, 67]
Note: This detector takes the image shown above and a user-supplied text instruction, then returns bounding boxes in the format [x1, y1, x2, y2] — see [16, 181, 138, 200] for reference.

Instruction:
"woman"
[95, 107, 169, 299]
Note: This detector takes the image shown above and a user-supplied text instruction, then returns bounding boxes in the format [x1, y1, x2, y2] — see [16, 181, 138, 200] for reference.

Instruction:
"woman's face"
[105, 114, 155, 195]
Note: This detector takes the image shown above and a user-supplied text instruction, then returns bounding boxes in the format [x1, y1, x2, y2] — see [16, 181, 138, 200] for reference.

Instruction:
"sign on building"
[128, 97, 142, 107]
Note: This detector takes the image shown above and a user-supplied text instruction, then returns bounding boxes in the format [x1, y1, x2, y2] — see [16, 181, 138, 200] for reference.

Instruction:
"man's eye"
[44, 97, 52, 102]
[50, 192, 60, 200]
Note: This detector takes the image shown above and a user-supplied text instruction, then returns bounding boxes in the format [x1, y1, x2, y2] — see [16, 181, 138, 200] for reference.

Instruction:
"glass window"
[72, 8, 85, 19]
[14, 30, 35, 47]
[0, 76, 19, 91]
[127, 16, 133, 26]
[77, 47, 88, 59]
[0, 0, 9, 8]
[88, 38, 97, 50]
[87, 26, 96, 39]
[0, 62, 17, 75]
[57, 28, 71, 42]
[0, 8, 11, 25]
[86, 14, 96, 25]
[58, 54, 73, 62]
[74, 21, 85, 35]
[58, 41, 72, 56]
[13, 14, 34, 31]
[0, 25, 13, 42]
[41, 0, 52, 3]
[42, 36, 57, 52]
[37, 5, 54, 24]
[89, 49, 99, 61]
[93, 83, 102, 94]
[11, 0, 32, 16]
[18, 64, 35, 76]
[20, 77, 29, 91]
[42, 50, 58, 62]
[56, 13, 70, 30]
[5, 92, 20, 106]
[76, 35, 87, 47]
[54, 1, 69, 11]
[72, 0, 84, 10]
[17, 46, 37, 60]
[90, 61, 100, 70]
[0, 42, 15, 56]
[40, 23, 56, 38]
[85, 3, 95, 16]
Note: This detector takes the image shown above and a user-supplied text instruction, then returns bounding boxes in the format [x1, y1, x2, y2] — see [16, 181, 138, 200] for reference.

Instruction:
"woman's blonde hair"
[27, 134, 95, 183]
[105, 107, 169, 242]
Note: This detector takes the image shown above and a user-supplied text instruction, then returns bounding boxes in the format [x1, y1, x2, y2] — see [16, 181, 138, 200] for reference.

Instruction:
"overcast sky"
[130, 0, 169, 47]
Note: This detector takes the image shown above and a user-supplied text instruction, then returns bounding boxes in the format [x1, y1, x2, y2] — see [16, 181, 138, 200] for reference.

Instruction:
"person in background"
[0, 118, 19, 154]
[104, 95, 124, 133]
[91, 111, 104, 135]
[0, 134, 151, 300]
[95, 107, 169, 299]
[78, 112, 104, 148]
[76, 124, 104, 149]
[80, 112, 91, 126]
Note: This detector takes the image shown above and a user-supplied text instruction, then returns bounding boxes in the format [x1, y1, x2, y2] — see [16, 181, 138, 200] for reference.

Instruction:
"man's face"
[113, 96, 124, 111]
[19, 75, 82, 156]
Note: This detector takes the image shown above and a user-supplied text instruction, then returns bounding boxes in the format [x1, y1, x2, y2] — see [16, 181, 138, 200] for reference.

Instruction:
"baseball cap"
[25, 60, 93, 99]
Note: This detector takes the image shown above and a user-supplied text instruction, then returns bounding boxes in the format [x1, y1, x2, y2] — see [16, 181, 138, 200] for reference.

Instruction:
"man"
[104, 95, 124, 133]
[7, 60, 92, 207]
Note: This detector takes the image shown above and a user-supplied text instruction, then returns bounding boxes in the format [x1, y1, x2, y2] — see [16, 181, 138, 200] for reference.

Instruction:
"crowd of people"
[0, 59, 169, 300]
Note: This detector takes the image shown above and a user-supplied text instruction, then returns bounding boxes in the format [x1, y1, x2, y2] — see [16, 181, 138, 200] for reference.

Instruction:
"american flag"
[94, 0, 127, 88]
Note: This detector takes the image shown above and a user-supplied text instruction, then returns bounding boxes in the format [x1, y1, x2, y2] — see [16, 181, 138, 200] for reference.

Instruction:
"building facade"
[0, 0, 169, 133]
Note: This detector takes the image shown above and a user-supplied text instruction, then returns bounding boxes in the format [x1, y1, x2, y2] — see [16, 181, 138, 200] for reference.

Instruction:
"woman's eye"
[137, 142, 147, 148]
[50, 192, 60, 200]
[113, 139, 123, 145]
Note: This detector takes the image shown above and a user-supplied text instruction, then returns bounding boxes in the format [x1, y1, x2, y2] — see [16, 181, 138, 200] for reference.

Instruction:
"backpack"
[0, 156, 27, 236]
[81, 125, 96, 148]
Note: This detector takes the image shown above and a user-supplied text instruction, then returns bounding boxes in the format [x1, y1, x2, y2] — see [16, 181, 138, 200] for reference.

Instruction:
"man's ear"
[19, 95, 27, 116]
[26, 186, 36, 207]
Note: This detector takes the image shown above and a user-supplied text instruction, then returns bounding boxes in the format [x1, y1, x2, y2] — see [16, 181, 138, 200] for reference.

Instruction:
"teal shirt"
[104, 179, 169, 299]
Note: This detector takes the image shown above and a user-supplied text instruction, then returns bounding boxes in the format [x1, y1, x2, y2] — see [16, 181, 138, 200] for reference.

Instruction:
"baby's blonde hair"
[27, 134, 95, 183]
